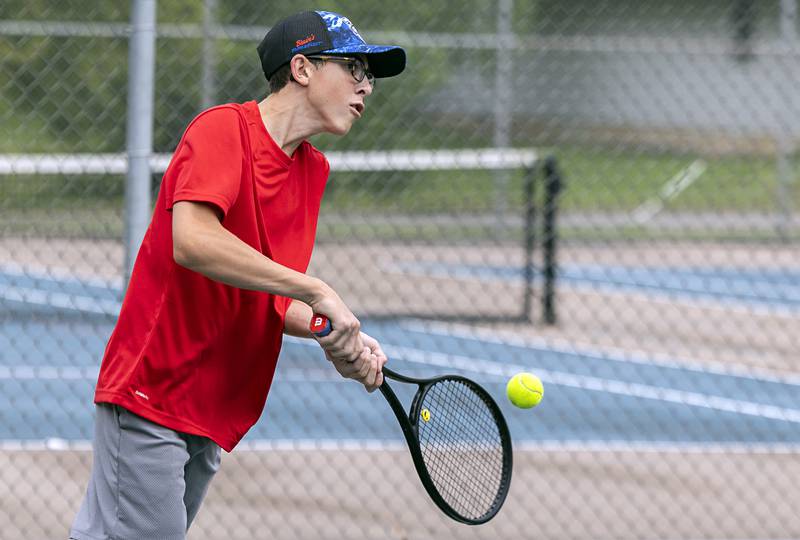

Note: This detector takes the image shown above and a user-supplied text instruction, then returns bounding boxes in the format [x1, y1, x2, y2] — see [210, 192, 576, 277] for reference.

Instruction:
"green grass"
[0, 207, 122, 238]
[321, 146, 799, 215]
[2, 145, 798, 241]
[316, 221, 527, 243]
[554, 147, 798, 212]
[321, 169, 528, 214]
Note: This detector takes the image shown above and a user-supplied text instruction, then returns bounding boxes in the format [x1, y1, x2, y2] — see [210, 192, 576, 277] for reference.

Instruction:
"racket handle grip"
[309, 314, 332, 337]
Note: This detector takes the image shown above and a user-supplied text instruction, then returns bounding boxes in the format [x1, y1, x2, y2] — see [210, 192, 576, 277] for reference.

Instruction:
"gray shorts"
[69, 403, 221, 540]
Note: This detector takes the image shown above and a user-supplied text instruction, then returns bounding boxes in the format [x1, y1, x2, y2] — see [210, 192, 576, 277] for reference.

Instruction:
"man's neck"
[257, 93, 320, 157]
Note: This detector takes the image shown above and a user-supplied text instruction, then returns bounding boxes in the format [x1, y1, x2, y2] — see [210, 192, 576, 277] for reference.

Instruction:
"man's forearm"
[283, 299, 314, 337]
[172, 201, 327, 304]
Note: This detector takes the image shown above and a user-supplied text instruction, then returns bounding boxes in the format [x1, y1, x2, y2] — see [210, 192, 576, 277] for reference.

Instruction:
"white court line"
[0, 366, 98, 380]
[400, 319, 800, 387]
[383, 344, 800, 424]
[0, 264, 123, 290]
[4, 338, 799, 451]
[0, 365, 342, 382]
[285, 337, 800, 425]
[5, 338, 800, 424]
[0, 283, 121, 315]
[0, 439, 93, 451]
[3, 438, 800, 454]
[0, 265, 122, 315]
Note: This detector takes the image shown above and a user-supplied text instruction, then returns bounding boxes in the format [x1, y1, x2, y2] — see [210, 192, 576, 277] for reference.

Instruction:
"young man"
[69, 10, 405, 540]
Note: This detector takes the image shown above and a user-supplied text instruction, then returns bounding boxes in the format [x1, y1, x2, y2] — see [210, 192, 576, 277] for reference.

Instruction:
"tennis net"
[0, 149, 561, 324]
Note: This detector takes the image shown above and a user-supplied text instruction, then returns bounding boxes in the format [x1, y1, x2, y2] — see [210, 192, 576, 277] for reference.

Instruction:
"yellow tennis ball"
[506, 372, 544, 409]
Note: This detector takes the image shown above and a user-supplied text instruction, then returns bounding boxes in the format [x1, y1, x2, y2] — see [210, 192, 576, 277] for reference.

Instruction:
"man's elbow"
[172, 202, 223, 270]
[173, 230, 202, 269]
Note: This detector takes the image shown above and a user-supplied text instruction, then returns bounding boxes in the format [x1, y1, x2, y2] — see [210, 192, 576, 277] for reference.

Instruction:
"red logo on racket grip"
[309, 315, 330, 335]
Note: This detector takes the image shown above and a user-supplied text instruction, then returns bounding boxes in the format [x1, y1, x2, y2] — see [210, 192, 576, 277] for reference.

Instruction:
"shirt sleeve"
[163, 106, 245, 218]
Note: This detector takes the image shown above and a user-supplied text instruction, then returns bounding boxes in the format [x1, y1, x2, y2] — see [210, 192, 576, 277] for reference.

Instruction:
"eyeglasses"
[309, 55, 375, 88]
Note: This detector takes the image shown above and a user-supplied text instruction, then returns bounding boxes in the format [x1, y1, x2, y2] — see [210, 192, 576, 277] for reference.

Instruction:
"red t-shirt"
[94, 101, 329, 451]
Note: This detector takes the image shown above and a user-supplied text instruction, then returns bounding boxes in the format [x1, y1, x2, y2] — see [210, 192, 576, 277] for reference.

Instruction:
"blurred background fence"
[1, 1, 799, 539]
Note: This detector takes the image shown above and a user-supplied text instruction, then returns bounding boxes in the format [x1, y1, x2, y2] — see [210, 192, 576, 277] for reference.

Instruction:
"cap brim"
[322, 44, 406, 78]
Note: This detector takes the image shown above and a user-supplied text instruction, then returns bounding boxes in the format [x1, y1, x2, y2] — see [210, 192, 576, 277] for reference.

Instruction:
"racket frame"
[308, 315, 513, 523]
[380, 367, 513, 525]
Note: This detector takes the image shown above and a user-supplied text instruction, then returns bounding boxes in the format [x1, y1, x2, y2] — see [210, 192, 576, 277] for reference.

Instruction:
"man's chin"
[327, 122, 353, 137]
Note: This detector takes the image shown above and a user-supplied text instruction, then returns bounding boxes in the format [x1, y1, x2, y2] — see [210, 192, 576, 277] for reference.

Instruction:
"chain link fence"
[1, 1, 799, 539]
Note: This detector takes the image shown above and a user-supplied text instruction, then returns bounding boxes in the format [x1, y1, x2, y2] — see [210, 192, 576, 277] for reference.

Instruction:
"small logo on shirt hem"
[134, 390, 150, 400]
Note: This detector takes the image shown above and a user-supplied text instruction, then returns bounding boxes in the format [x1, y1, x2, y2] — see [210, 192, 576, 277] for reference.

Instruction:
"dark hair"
[268, 57, 325, 94]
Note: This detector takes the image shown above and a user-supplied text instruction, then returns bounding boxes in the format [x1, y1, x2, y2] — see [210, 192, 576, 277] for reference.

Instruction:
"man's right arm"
[171, 200, 383, 388]
[172, 200, 325, 301]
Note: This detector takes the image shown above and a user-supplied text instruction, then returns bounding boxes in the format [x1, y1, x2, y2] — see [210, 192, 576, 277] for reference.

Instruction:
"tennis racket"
[310, 314, 513, 524]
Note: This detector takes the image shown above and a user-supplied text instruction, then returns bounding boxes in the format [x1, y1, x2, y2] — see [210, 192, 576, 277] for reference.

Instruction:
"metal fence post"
[522, 163, 536, 323]
[543, 156, 562, 325]
[776, 0, 797, 240]
[125, 0, 157, 286]
[201, 0, 217, 109]
[494, 0, 513, 230]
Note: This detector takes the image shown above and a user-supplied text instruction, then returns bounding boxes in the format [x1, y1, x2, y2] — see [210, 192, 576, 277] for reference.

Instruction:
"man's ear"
[289, 55, 314, 87]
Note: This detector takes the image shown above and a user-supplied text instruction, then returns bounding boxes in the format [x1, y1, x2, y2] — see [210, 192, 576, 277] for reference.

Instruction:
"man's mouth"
[350, 103, 364, 117]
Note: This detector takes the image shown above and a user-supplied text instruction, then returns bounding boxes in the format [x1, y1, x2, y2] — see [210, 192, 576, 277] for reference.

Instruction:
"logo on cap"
[296, 34, 316, 47]
[319, 12, 366, 43]
[292, 34, 323, 53]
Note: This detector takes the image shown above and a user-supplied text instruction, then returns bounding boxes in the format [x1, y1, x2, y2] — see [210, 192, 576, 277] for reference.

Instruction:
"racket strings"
[421, 389, 503, 516]
[417, 379, 507, 520]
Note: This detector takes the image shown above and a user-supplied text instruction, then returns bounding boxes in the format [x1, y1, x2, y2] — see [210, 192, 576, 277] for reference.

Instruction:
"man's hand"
[320, 331, 388, 392]
[309, 290, 364, 364]
[360, 331, 388, 387]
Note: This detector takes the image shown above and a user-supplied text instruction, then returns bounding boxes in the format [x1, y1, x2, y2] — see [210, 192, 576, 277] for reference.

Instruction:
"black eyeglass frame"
[307, 54, 376, 88]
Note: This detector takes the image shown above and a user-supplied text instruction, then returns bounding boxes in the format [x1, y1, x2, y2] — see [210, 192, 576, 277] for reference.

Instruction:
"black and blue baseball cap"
[257, 10, 406, 81]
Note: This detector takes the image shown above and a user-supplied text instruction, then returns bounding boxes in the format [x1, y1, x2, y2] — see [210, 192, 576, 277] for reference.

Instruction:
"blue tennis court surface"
[393, 261, 800, 310]
[1, 262, 799, 448]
